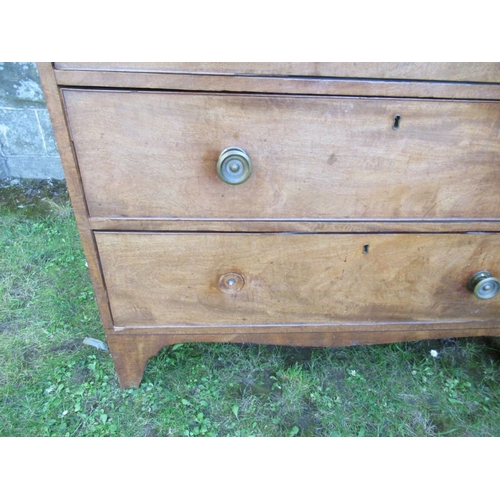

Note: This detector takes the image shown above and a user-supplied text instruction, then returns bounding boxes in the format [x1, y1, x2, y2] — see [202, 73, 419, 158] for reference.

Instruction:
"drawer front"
[55, 62, 500, 83]
[65, 90, 500, 220]
[95, 232, 500, 328]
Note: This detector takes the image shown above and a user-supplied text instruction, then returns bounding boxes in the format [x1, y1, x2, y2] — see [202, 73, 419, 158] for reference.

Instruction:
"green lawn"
[1, 179, 499, 436]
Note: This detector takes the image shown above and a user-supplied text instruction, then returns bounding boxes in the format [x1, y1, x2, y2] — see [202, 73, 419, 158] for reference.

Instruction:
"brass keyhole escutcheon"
[468, 271, 500, 300]
[217, 147, 252, 185]
[218, 272, 245, 293]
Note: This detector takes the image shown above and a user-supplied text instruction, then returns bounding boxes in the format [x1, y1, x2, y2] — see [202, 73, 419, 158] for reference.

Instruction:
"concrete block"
[0, 154, 8, 177]
[0, 62, 65, 179]
[0, 62, 45, 108]
[0, 107, 45, 156]
[36, 109, 60, 155]
[8, 156, 64, 179]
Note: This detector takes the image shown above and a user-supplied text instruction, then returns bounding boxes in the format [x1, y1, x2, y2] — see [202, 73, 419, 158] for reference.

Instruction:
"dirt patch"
[280, 347, 315, 368]
[239, 368, 281, 398]
[142, 423, 159, 437]
[49, 338, 82, 353]
[70, 365, 92, 385]
[22, 345, 39, 363]
[321, 367, 346, 393]
[0, 320, 20, 334]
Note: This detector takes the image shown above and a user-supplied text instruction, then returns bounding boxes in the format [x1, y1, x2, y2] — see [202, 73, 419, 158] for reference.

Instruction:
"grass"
[1, 178, 500, 437]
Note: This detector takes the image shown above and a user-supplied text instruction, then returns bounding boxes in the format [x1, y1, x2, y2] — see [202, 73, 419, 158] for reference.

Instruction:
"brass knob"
[467, 271, 500, 300]
[217, 147, 252, 185]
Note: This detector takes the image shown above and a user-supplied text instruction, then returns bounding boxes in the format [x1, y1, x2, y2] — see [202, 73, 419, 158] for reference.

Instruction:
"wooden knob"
[218, 272, 244, 293]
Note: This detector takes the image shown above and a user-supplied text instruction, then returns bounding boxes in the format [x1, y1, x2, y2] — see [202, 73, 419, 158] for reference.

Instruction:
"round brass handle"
[467, 271, 500, 300]
[217, 147, 252, 185]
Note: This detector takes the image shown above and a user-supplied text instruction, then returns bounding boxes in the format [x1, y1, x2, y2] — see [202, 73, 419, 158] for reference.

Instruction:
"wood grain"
[54, 62, 500, 83]
[95, 232, 500, 328]
[63, 90, 500, 220]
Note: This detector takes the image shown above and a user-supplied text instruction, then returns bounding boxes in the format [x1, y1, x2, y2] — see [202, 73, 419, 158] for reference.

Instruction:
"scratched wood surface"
[54, 62, 500, 83]
[95, 232, 500, 328]
[64, 90, 500, 220]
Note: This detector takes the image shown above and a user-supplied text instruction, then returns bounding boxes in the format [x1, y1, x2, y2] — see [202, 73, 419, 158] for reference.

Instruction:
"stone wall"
[0, 62, 64, 179]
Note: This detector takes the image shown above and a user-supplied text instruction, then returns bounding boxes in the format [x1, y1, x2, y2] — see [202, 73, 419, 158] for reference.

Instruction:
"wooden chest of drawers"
[39, 62, 500, 388]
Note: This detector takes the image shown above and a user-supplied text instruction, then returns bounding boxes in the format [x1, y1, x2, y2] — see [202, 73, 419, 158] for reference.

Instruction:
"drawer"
[95, 232, 500, 328]
[64, 90, 500, 221]
[55, 62, 500, 83]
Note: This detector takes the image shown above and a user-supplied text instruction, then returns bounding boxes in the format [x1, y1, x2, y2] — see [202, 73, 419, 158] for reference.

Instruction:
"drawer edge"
[111, 321, 500, 335]
[54, 70, 500, 100]
[89, 218, 500, 233]
[105, 327, 500, 353]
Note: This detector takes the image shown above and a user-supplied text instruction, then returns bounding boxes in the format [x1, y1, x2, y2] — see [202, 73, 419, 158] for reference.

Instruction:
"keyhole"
[392, 114, 401, 130]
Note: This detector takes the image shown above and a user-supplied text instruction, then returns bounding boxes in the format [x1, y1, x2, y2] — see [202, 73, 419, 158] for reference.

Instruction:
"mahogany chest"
[39, 62, 500, 387]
